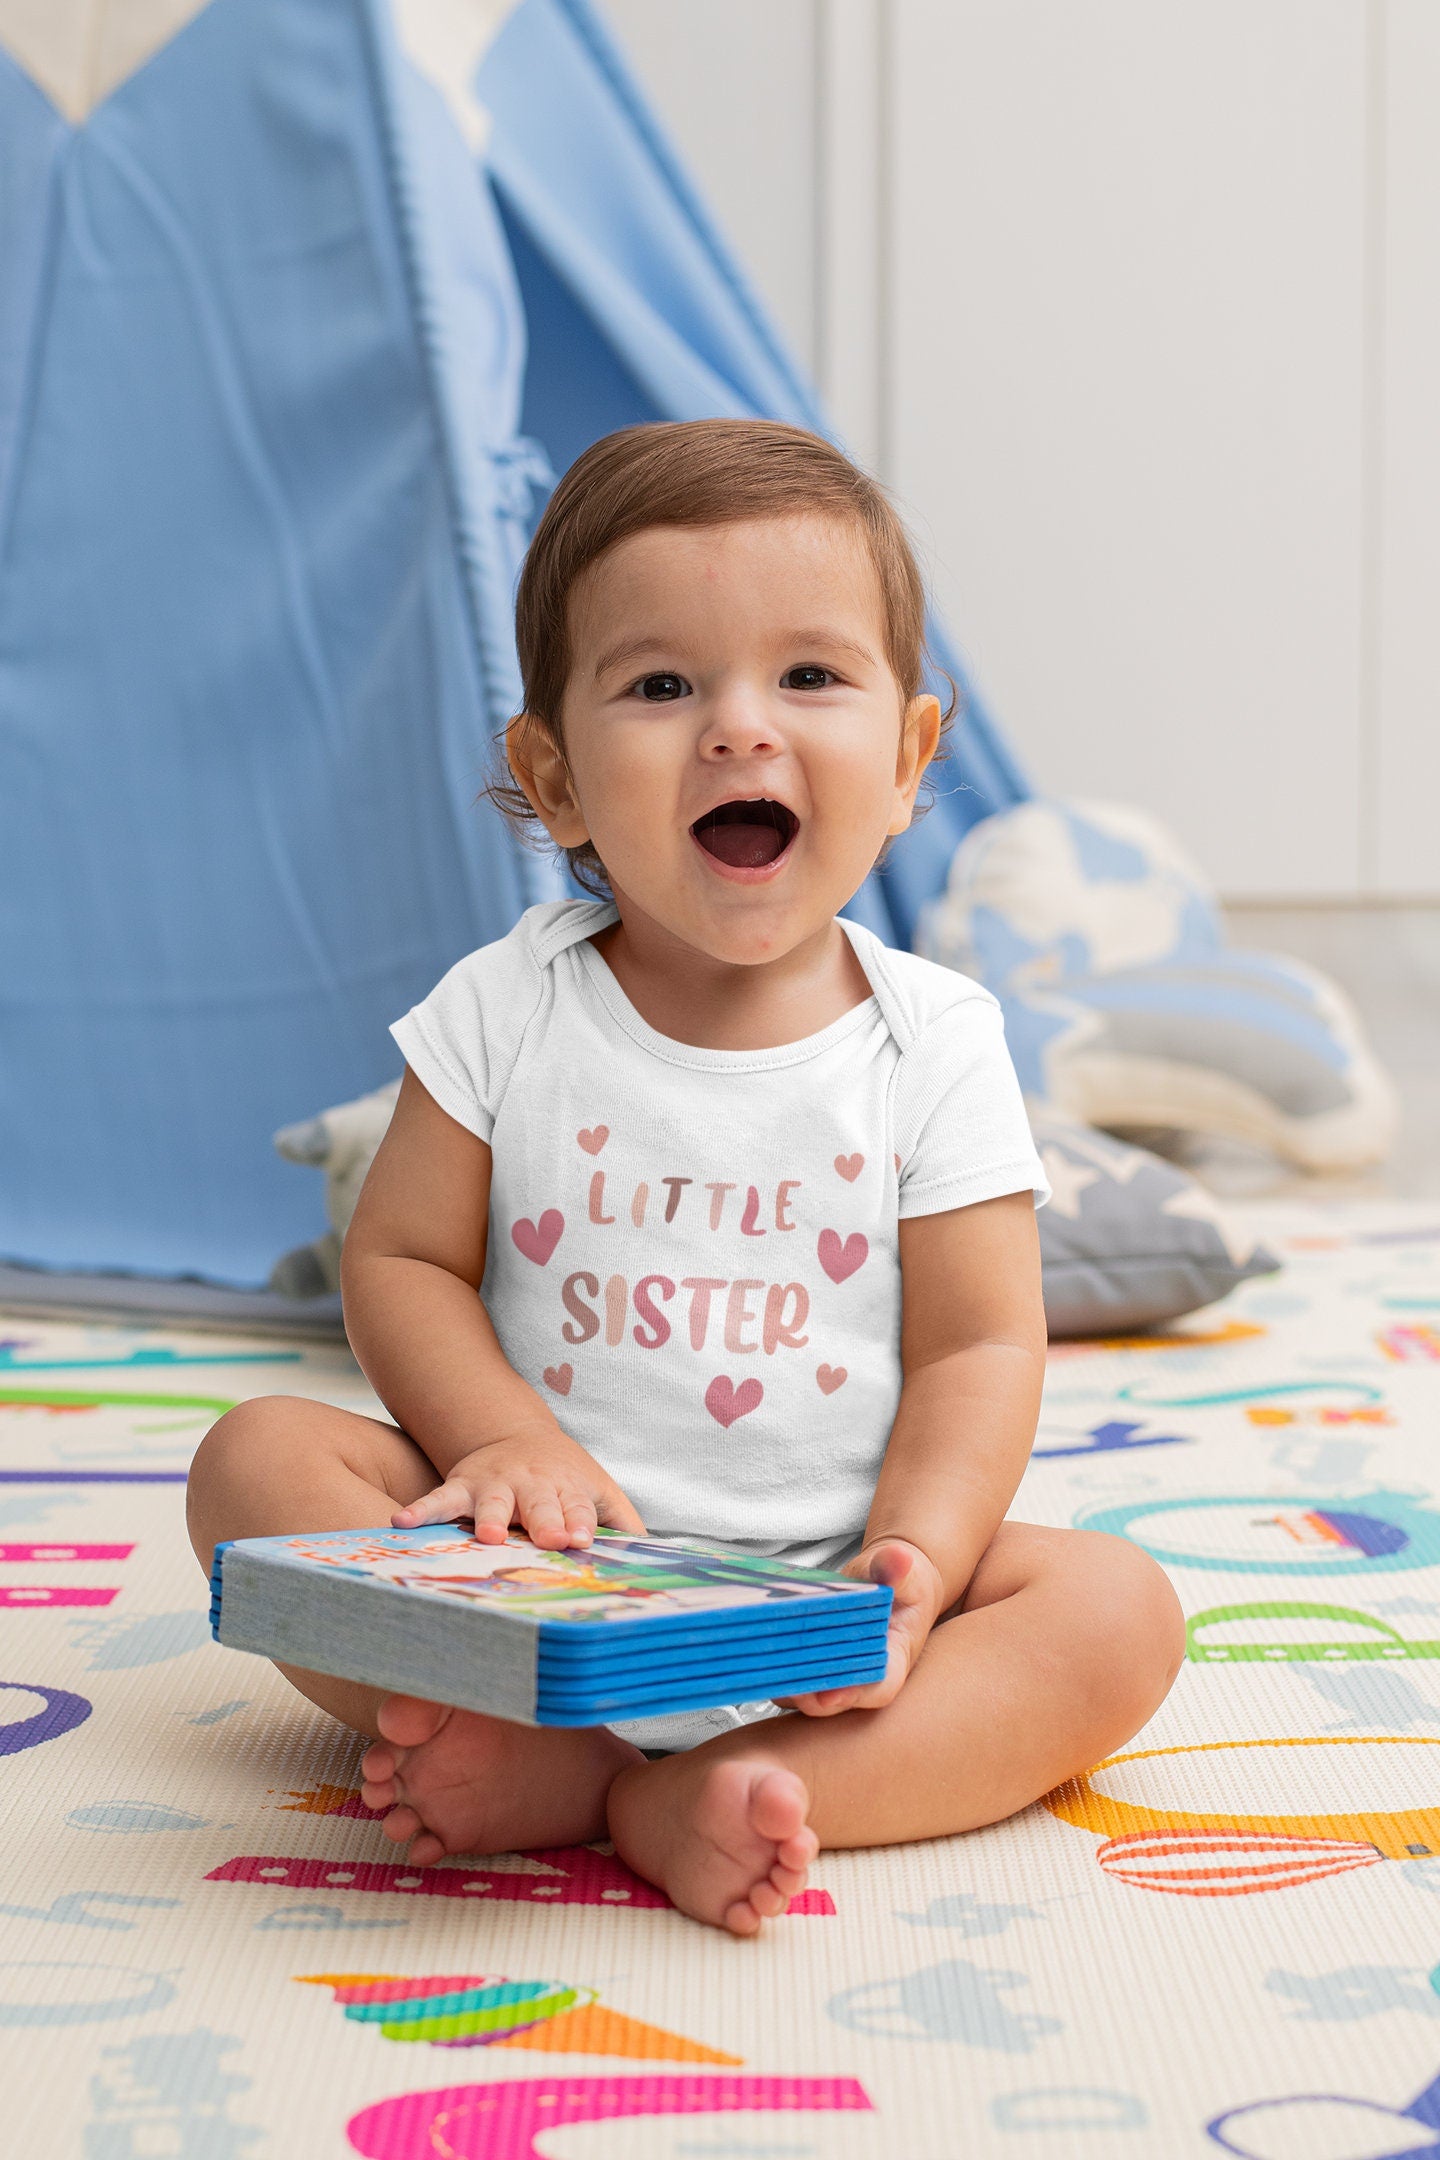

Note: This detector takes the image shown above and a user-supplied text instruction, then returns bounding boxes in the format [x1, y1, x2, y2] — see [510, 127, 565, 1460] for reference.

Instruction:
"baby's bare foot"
[608, 1751, 818, 1935]
[360, 1695, 642, 1864]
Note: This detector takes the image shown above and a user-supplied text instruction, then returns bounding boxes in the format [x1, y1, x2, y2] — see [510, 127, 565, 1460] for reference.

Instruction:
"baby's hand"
[785, 1539, 947, 1717]
[391, 1421, 645, 1551]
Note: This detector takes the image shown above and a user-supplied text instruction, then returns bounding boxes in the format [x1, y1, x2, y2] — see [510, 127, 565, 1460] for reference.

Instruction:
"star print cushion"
[390, 898, 1049, 1569]
[1031, 1111, 1279, 1338]
[914, 799, 1398, 1172]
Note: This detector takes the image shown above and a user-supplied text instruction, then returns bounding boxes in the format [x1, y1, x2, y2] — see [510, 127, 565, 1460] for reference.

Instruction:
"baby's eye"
[633, 672, 690, 702]
[782, 665, 834, 691]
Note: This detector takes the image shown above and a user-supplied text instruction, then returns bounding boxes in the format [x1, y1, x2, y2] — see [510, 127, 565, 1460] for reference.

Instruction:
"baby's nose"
[700, 692, 780, 755]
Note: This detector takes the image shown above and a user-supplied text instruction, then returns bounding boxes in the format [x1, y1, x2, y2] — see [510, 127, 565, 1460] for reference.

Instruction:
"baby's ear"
[506, 713, 588, 842]
[889, 693, 943, 832]
[900, 693, 942, 778]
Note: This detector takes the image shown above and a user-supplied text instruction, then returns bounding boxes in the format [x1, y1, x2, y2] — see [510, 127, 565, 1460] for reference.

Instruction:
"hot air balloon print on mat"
[296, 1973, 742, 2062]
[1075, 1490, 1440, 1576]
[1045, 1735, 1440, 1895]
[1093, 1828, 1384, 1898]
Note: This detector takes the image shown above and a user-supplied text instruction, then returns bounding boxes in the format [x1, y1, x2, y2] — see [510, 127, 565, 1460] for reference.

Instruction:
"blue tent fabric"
[0, 0, 1027, 1288]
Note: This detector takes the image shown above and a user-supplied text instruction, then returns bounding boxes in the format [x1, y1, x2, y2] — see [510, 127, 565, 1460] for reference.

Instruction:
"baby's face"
[517, 513, 939, 965]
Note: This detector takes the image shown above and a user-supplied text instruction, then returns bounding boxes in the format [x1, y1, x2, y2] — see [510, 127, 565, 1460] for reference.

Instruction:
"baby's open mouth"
[690, 797, 798, 870]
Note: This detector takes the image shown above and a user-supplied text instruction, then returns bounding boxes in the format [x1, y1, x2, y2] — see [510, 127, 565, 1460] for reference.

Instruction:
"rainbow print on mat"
[296, 1973, 742, 2062]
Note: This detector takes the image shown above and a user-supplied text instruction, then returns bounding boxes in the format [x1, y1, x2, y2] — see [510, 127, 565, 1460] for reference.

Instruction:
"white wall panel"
[600, 0, 821, 378]
[815, 0, 883, 468]
[597, 1, 1433, 901]
[1374, 0, 1440, 894]
[887, 1, 1368, 897]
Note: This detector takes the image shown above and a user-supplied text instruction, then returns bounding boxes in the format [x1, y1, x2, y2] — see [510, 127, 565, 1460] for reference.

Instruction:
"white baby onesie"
[390, 897, 1050, 1578]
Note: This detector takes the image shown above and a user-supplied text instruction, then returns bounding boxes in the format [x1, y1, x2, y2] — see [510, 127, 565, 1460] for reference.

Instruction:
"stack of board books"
[210, 1524, 893, 1727]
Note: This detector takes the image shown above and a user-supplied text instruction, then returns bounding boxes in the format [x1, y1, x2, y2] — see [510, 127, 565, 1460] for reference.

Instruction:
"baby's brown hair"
[483, 418, 951, 899]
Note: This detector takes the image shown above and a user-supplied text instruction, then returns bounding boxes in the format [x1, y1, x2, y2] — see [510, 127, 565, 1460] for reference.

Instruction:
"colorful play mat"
[5, 1199, 1440, 2158]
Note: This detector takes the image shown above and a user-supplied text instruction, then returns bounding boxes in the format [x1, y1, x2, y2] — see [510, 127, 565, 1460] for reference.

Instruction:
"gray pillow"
[1033, 1111, 1280, 1337]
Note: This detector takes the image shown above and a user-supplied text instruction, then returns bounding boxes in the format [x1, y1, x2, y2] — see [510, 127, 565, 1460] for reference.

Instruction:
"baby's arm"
[341, 1067, 644, 1548]
[790, 1186, 1046, 1713]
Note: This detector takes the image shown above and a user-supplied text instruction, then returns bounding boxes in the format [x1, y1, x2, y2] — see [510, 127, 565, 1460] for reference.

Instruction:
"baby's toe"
[748, 1768, 809, 1843]
[777, 1825, 819, 1874]
[406, 1829, 446, 1866]
[360, 1738, 398, 1784]
[375, 1693, 451, 1749]
[748, 1877, 787, 1919]
[380, 1803, 423, 1844]
[722, 1897, 763, 1937]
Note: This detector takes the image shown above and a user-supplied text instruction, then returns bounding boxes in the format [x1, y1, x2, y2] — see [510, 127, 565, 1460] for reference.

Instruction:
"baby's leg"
[607, 1523, 1184, 1931]
[187, 1397, 641, 1855]
[187, 1395, 438, 1738]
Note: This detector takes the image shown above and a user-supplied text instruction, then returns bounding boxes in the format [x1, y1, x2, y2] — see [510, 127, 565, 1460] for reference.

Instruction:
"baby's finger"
[784, 1686, 861, 1718]
[559, 1490, 598, 1547]
[596, 1484, 646, 1536]
[517, 1483, 570, 1550]
[833, 1674, 903, 1712]
[392, 1479, 479, 1531]
[887, 1609, 933, 1674]
[469, 1484, 518, 1543]
[847, 1540, 917, 1595]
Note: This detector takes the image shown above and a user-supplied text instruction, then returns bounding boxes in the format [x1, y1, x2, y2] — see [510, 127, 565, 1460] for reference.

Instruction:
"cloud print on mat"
[818, 1230, 868, 1283]
[705, 1377, 763, 1428]
[67, 1802, 209, 1834]
[511, 1212, 563, 1266]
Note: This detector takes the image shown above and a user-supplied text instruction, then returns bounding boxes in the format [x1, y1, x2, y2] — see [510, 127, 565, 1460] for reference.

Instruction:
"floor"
[1157, 904, 1440, 1203]
[5, 1202, 1440, 2157]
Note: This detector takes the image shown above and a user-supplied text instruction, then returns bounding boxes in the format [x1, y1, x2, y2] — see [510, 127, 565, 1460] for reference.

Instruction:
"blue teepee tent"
[0, 0, 1027, 1289]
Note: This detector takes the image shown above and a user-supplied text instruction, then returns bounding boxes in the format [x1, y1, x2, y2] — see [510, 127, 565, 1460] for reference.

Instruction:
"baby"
[188, 419, 1183, 1935]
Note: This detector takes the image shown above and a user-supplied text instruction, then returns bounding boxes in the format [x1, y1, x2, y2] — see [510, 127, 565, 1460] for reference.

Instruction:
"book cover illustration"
[273, 1526, 879, 1627]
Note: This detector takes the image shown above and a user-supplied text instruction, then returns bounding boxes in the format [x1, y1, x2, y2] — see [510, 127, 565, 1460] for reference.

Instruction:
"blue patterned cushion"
[915, 800, 1397, 1171]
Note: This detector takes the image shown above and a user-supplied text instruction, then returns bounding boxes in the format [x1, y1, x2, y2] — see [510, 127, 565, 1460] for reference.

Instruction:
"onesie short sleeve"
[389, 914, 546, 1144]
[893, 989, 1050, 1219]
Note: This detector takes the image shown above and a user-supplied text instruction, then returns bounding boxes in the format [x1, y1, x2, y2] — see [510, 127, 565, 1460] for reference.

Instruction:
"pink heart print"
[833, 1153, 864, 1183]
[704, 1375, 764, 1428]
[577, 1126, 609, 1155]
[511, 1209, 564, 1266]
[816, 1364, 847, 1394]
[543, 1364, 573, 1396]
[818, 1229, 868, 1284]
